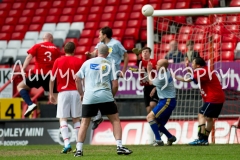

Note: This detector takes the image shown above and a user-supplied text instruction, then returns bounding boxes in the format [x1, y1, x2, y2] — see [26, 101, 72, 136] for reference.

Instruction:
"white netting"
[153, 14, 240, 121]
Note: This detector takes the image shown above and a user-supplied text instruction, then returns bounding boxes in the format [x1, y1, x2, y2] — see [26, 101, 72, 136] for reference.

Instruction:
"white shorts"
[56, 90, 82, 118]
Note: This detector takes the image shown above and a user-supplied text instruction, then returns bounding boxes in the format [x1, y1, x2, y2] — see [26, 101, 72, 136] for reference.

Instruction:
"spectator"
[185, 40, 200, 63]
[165, 40, 184, 63]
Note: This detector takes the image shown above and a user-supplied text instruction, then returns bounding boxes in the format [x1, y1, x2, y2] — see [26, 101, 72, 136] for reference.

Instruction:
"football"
[142, 5, 154, 17]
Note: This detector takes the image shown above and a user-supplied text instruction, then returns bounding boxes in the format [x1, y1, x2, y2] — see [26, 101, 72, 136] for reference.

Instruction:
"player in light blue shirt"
[74, 44, 132, 157]
[85, 26, 129, 129]
[146, 59, 177, 146]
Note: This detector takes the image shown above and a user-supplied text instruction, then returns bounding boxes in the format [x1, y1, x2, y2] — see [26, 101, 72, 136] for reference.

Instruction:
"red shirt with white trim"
[139, 59, 157, 86]
[52, 56, 83, 92]
[192, 66, 225, 103]
[27, 42, 61, 74]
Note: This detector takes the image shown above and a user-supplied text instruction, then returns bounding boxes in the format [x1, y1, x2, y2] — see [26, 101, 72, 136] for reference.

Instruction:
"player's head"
[141, 47, 151, 60]
[99, 26, 112, 42]
[64, 42, 75, 55]
[192, 57, 206, 69]
[156, 59, 168, 71]
[169, 40, 178, 51]
[98, 44, 109, 57]
[43, 33, 53, 42]
[186, 40, 194, 51]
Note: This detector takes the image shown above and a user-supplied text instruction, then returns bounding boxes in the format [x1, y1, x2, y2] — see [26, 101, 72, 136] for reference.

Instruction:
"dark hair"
[186, 40, 194, 46]
[64, 42, 75, 54]
[141, 46, 152, 53]
[193, 57, 206, 66]
[100, 26, 112, 39]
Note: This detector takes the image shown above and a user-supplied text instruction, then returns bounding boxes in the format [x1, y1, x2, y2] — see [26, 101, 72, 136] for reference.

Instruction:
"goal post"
[143, 5, 240, 144]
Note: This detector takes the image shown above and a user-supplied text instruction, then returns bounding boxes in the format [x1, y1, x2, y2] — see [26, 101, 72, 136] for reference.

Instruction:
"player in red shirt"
[49, 42, 83, 153]
[132, 47, 159, 114]
[175, 57, 225, 145]
[17, 33, 61, 117]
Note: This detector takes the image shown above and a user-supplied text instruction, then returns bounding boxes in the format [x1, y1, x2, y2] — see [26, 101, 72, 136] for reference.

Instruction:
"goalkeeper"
[131, 47, 159, 114]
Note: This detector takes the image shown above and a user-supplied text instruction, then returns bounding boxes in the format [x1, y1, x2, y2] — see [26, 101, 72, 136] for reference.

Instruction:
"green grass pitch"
[0, 144, 240, 160]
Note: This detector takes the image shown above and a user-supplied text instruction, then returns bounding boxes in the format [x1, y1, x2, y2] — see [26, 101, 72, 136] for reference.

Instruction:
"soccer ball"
[142, 5, 154, 17]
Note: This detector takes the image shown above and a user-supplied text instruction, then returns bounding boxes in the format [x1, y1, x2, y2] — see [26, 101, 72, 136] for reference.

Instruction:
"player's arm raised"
[85, 49, 98, 58]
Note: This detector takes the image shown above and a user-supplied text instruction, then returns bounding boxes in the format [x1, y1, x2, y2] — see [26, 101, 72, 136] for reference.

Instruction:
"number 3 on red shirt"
[44, 51, 52, 61]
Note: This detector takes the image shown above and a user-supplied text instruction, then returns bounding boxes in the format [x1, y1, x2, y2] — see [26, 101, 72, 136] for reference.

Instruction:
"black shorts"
[199, 102, 223, 118]
[143, 85, 159, 107]
[82, 101, 118, 117]
[26, 74, 58, 93]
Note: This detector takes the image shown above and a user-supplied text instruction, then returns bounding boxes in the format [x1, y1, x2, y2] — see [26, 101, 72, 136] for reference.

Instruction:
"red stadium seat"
[52, 1, 65, 8]
[66, 0, 78, 7]
[192, 33, 206, 43]
[92, 37, 99, 45]
[135, 0, 148, 3]
[212, 25, 224, 34]
[5, 17, 18, 25]
[195, 16, 210, 25]
[123, 39, 135, 51]
[26, 2, 38, 9]
[48, 8, 62, 15]
[161, 34, 175, 43]
[128, 53, 137, 62]
[179, 26, 193, 34]
[129, 12, 144, 20]
[174, 16, 186, 23]
[212, 34, 221, 42]
[81, 30, 95, 38]
[31, 16, 45, 24]
[141, 19, 146, 28]
[73, 15, 87, 22]
[221, 42, 235, 51]
[140, 30, 147, 41]
[112, 29, 124, 38]
[90, 6, 101, 13]
[22, 9, 34, 17]
[127, 20, 141, 28]
[159, 43, 170, 52]
[11, 32, 25, 40]
[45, 16, 59, 23]
[93, 0, 106, 6]
[99, 21, 113, 28]
[75, 46, 90, 55]
[103, 6, 118, 13]
[156, 22, 169, 32]
[118, 5, 131, 12]
[8, 10, 22, 17]
[151, 3, 161, 10]
[230, 0, 240, 7]
[87, 14, 101, 22]
[213, 15, 226, 23]
[39, 1, 52, 8]
[226, 15, 240, 24]
[178, 34, 191, 43]
[59, 15, 73, 23]
[0, 33, 11, 41]
[64, 38, 78, 46]
[12, 2, 25, 10]
[176, 1, 190, 9]
[223, 25, 239, 34]
[113, 21, 127, 28]
[107, 0, 120, 5]
[194, 25, 208, 33]
[190, 2, 203, 8]
[76, 7, 89, 14]
[18, 17, 32, 25]
[78, 38, 92, 46]
[132, 4, 143, 12]
[101, 13, 115, 21]
[28, 24, 42, 31]
[85, 22, 98, 29]
[194, 43, 205, 52]
[0, 3, 11, 11]
[222, 51, 234, 61]
[15, 25, 28, 32]
[1, 25, 14, 33]
[62, 8, 75, 15]
[121, 0, 134, 5]
[115, 13, 129, 20]
[178, 43, 187, 53]
[124, 28, 139, 40]
[0, 10, 7, 17]
[222, 34, 237, 43]
[79, 0, 93, 6]
[161, 2, 175, 10]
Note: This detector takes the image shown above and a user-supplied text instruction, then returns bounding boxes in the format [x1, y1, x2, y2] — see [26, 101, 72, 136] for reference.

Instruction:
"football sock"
[19, 89, 33, 105]
[159, 125, 172, 139]
[60, 121, 69, 147]
[203, 129, 210, 140]
[149, 120, 161, 141]
[76, 142, 83, 151]
[116, 139, 122, 147]
[198, 124, 205, 138]
[74, 122, 81, 142]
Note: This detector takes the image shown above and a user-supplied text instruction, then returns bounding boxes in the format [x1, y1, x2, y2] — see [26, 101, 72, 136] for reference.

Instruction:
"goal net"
[146, 7, 240, 144]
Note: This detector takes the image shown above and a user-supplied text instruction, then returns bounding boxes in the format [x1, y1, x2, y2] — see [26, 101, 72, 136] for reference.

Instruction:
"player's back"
[55, 56, 83, 92]
[28, 42, 61, 74]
